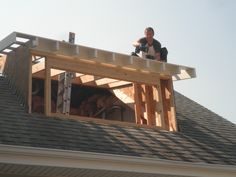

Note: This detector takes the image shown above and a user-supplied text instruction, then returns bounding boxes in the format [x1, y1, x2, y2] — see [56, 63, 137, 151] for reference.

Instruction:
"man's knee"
[160, 47, 168, 62]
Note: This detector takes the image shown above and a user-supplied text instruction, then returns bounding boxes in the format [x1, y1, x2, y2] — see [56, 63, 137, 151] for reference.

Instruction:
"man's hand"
[132, 41, 140, 47]
[134, 44, 148, 54]
[155, 52, 161, 61]
[139, 45, 148, 52]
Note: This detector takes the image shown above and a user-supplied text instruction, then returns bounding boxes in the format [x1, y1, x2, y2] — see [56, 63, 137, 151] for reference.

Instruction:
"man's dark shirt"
[138, 37, 162, 53]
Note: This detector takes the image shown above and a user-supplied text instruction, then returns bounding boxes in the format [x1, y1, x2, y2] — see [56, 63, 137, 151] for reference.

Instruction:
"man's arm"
[133, 37, 147, 47]
[132, 40, 140, 47]
[155, 52, 161, 61]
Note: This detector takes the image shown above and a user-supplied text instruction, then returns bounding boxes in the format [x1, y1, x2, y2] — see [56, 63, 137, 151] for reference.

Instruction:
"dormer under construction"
[0, 32, 196, 132]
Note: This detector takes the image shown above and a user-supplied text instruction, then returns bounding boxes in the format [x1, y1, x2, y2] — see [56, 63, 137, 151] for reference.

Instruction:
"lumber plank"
[0, 55, 6, 73]
[44, 59, 51, 116]
[32, 61, 45, 74]
[144, 85, 155, 126]
[133, 83, 142, 124]
[30, 48, 195, 81]
[28, 55, 33, 113]
[160, 78, 177, 131]
[166, 78, 177, 131]
[0, 32, 196, 81]
[152, 83, 165, 128]
[107, 81, 131, 88]
[40, 55, 161, 85]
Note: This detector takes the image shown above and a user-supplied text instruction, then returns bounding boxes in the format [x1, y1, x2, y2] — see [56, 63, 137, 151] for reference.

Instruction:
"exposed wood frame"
[95, 78, 118, 85]
[32, 60, 45, 74]
[73, 76, 131, 89]
[34, 54, 178, 131]
[108, 81, 131, 88]
[133, 83, 171, 129]
[0, 32, 196, 81]
[27, 55, 33, 113]
[144, 85, 155, 126]
[160, 78, 177, 131]
[0, 32, 196, 131]
[44, 59, 51, 116]
[44, 56, 161, 85]
[32, 63, 132, 88]
[30, 48, 195, 81]
[167, 78, 177, 131]
[133, 83, 142, 124]
[153, 82, 166, 128]
[0, 55, 6, 73]
[1, 45, 31, 111]
[32, 68, 132, 89]
[3, 48, 178, 131]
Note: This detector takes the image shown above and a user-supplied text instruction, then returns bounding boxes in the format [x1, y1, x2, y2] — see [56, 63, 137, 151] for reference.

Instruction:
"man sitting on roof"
[132, 27, 168, 62]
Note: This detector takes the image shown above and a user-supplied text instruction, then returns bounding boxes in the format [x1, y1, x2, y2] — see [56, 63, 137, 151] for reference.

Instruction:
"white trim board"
[0, 144, 235, 177]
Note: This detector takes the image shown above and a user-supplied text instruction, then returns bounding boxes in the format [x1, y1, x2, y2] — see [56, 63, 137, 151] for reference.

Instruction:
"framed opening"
[30, 54, 177, 131]
[31, 66, 136, 123]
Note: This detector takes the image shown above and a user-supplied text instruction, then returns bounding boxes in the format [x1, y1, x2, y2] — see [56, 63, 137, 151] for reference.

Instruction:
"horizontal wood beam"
[107, 81, 131, 88]
[73, 75, 131, 88]
[73, 74, 129, 86]
[0, 33, 17, 52]
[0, 55, 6, 73]
[173, 67, 197, 81]
[32, 70, 131, 89]
[32, 62, 84, 79]
[32, 61, 45, 74]
[32, 62, 64, 78]
[0, 32, 196, 81]
[33, 53, 162, 85]
[32, 46, 196, 80]
[95, 78, 119, 85]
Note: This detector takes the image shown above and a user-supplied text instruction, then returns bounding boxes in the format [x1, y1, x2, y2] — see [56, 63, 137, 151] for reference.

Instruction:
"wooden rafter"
[160, 79, 177, 131]
[0, 32, 196, 131]
[0, 32, 196, 81]
[0, 55, 6, 73]
[32, 64, 132, 89]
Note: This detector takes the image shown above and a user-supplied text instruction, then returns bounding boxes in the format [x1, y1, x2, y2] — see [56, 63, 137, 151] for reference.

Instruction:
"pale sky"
[0, 0, 235, 124]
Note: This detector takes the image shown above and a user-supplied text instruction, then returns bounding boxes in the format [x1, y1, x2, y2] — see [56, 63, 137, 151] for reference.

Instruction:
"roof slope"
[0, 76, 235, 165]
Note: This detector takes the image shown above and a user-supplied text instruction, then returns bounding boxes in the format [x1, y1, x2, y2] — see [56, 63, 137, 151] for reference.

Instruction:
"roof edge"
[0, 144, 235, 177]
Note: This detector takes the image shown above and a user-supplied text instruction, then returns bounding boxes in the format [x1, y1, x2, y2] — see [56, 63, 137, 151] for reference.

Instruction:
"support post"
[144, 85, 155, 126]
[152, 82, 165, 128]
[160, 78, 177, 131]
[44, 59, 51, 116]
[28, 55, 32, 113]
[133, 83, 142, 124]
[56, 32, 75, 115]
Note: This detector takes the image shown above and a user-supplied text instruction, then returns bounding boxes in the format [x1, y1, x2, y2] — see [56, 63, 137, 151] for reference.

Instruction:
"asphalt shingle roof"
[0, 76, 235, 165]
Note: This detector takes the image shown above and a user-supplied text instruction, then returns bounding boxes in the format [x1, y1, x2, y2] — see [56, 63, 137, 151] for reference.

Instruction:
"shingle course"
[0, 76, 235, 165]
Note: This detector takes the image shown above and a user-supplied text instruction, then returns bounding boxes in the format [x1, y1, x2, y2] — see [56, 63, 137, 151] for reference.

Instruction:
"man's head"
[145, 27, 155, 43]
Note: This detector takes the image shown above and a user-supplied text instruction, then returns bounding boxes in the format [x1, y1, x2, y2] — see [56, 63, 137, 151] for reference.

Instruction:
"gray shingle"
[0, 76, 236, 165]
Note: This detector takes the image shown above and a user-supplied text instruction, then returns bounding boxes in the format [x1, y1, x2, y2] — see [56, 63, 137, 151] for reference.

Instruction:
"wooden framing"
[0, 55, 6, 74]
[0, 32, 196, 81]
[0, 32, 196, 131]
[27, 56, 33, 113]
[160, 78, 177, 131]
[44, 59, 51, 116]
[31, 60, 132, 89]
[132, 83, 175, 129]
[1, 45, 31, 111]
[144, 85, 155, 126]
[153, 82, 165, 128]
[133, 83, 142, 124]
